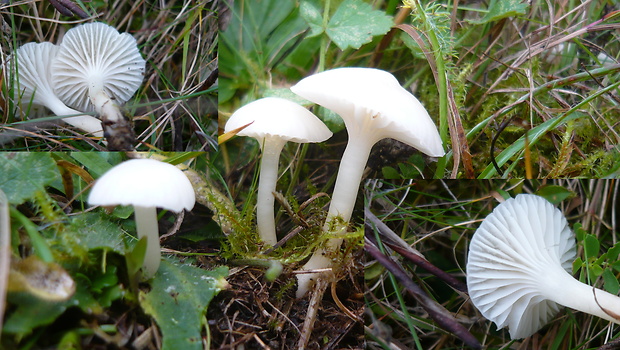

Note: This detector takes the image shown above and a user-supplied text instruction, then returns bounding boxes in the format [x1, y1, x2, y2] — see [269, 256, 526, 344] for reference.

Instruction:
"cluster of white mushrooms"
[467, 194, 620, 339]
[6, 22, 145, 148]
[224, 67, 445, 297]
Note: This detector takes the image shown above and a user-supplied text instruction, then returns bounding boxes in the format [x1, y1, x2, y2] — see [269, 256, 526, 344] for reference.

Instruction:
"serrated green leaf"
[140, 257, 228, 350]
[469, 0, 529, 24]
[300, 0, 324, 37]
[68, 212, 128, 254]
[326, 0, 393, 50]
[607, 242, 620, 261]
[602, 268, 620, 295]
[0, 153, 60, 205]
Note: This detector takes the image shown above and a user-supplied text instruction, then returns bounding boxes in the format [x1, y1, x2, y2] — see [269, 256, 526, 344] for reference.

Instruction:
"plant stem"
[411, 0, 449, 177]
[317, 0, 331, 72]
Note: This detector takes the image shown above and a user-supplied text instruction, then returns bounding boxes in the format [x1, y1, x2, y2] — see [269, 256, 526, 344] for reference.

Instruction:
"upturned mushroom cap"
[9, 42, 59, 107]
[7, 42, 103, 136]
[290, 67, 444, 157]
[88, 158, 195, 212]
[466, 194, 577, 338]
[51, 22, 145, 113]
[224, 97, 333, 147]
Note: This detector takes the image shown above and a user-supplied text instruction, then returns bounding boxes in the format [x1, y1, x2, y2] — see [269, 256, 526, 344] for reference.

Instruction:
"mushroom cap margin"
[224, 97, 332, 145]
[290, 67, 444, 157]
[88, 158, 195, 212]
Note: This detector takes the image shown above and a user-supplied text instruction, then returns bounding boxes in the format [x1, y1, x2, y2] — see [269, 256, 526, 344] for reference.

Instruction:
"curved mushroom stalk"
[291, 68, 445, 297]
[467, 194, 620, 339]
[9, 42, 104, 137]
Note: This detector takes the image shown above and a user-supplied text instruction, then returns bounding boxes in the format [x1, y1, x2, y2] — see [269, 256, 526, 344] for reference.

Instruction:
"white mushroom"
[467, 194, 620, 339]
[51, 22, 145, 125]
[88, 158, 195, 279]
[224, 97, 332, 246]
[291, 67, 444, 296]
[7, 42, 103, 137]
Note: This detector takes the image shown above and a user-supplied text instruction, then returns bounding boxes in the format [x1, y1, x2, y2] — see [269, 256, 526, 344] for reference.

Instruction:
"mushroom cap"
[9, 42, 60, 107]
[88, 159, 195, 212]
[290, 67, 444, 157]
[51, 22, 145, 112]
[466, 194, 576, 339]
[224, 97, 332, 147]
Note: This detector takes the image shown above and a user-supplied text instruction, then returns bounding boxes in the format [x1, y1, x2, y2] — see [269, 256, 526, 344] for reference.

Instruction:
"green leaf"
[300, 0, 324, 37]
[0, 153, 60, 205]
[381, 166, 400, 179]
[534, 185, 574, 204]
[398, 154, 424, 178]
[68, 212, 128, 254]
[220, 0, 309, 103]
[573, 222, 586, 242]
[573, 256, 584, 274]
[70, 152, 123, 178]
[326, 0, 393, 50]
[469, 0, 529, 24]
[584, 234, 600, 259]
[140, 257, 228, 350]
[3, 294, 68, 335]
[589, 264, 604, 277]
[602, 268, 620, 295]
[126, 236, 147, 278]
[607, 242, 620, 261]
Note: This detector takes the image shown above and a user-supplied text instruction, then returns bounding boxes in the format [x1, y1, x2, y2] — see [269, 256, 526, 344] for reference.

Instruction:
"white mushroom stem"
[90, 87, 124, 123]
[297, 121, 376, 298]
[134, 205, 161, 279]
[542, 264, 620, 323]
[256, 137, 287, 247]
[44, 98, 104, 137]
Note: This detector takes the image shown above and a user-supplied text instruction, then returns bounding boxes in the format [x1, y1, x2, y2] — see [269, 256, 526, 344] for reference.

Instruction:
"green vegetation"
[220, 0, 620, 179]
[0, 152, 227, 349]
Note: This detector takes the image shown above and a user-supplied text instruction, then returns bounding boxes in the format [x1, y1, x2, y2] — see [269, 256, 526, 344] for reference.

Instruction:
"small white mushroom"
[467, 194, 620, 339]
[51, 22, 145, 124]
[224, 97, 332, 246]
[291, 67, 444, 297]
[88, 159, 195, 279]
[7, 42, 103, 137]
